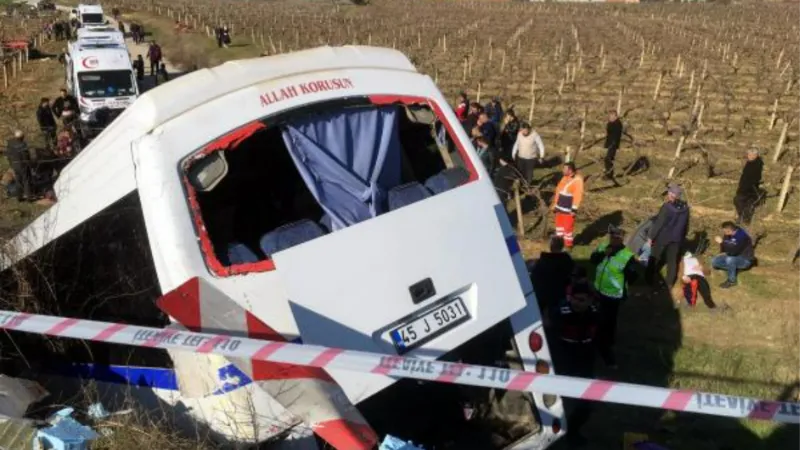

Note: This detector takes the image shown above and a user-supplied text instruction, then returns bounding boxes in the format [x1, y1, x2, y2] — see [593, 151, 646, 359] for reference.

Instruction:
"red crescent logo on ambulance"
[81, 56, 99, 69]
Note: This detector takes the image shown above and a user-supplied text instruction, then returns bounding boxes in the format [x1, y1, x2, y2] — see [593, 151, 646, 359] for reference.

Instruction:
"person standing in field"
[733, 148, 764, 226]
[529, 235, 575, 318]
[133, 55, 145, 81]
[604, 109, 623, 181]
[645, 183, 690, 294]
[484, 96, 504, 127]
[551, 278, 599, 447]
[51, 88, 77, 120]
[147, 41, 162, 77]
[455, 92, 468, 123]
[591, 225, 637, 368]
[511, 122, 545, 185]
[499, 108, 520, 163]
[36, 97, 57, 150]
[5, 130, 33, 201]
[551, 162, 583, 250]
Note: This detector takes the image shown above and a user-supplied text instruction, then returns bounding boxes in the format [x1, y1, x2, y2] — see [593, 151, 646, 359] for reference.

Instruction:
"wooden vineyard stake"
[528, 69, 536, 122]
[674, 55, 681, 74]
[776, 48, 784, 69]
[443, 34, 447, 53]
[769, 99, 779, 130]
[688, 70, 695, 93]
[601, 53, 606, 71]
[462, 58, 467, 82]
[476, 82, 482, 103]
[653, 72, 663, 101]
[2, 63, 6, 89]
[777, 165, 794, 213]
[565, 146, 573, 163]
[578, 109, 587, 154]
[514, 180, 525, 238]
[639, 46, 645, 68]
[500, 50, 506, 73]
[667, 134, 686, 179]
[417, 31, 421, 49]
[772, 121, 789, 163]
[616, 87, 623, 116]
[558, 78, 565, 96]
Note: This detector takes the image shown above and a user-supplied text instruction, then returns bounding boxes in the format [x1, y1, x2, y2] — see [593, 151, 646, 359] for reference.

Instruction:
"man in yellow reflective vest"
[590, 225, 638, 368]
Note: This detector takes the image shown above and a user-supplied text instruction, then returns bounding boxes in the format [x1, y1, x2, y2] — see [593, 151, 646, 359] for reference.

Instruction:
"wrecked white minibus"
[0, 46, 565, 449]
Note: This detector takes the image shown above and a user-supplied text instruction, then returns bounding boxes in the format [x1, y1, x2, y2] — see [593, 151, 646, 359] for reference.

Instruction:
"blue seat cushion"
[227, 243, 259, 265]
[424, 167, 470, 195]
[387, 182, 431, 210]
[259, 220, 325, 257]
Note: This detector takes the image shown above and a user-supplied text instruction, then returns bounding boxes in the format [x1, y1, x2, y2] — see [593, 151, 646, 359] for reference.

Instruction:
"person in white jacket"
[680, 252, 719, 310]
[511, 122, 545, 184]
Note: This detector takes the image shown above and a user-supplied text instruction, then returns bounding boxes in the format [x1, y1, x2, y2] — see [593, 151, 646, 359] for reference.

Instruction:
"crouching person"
[552, 279, 599, 447]
[712, 221, 754, 288]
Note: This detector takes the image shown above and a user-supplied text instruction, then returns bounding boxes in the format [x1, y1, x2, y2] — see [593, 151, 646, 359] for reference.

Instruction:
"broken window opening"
[184, 98, 477, 277]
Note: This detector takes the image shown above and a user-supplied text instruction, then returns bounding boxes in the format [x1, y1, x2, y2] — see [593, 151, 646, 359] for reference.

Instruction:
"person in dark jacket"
[500, 108, 520, 163]
[216, 26, 231, 48]
[475, 112, 497, 148]
[133, 55, 145, 81]
[147, 42, 162, 76]
[711, 221, 754, 288]
[603, 109, 623, 181]
[463, 102, 482, 135]
[591, 225, 637, 368]
[645, 183, 690, 292]
[5, 130, 32, 201]
[734, 148, 764, 226]
[36, 97, 57, 150]
[484, 97, 503, 127]
[51, 88, 77, 120]
[551, 278, 599, 447]
[530, 236, 575, 321]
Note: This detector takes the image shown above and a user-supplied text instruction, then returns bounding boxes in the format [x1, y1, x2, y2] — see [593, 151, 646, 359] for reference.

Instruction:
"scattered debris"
[379, 435, 425, 450]
[0, 374, 49, 418]
[33, 407, 100, 450]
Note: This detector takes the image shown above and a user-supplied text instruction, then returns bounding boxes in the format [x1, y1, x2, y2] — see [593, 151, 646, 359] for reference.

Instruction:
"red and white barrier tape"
[1, 310, 798, 424]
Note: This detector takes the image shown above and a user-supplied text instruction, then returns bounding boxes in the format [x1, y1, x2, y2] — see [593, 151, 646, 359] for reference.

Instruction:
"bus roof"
[68, 46, 132, 72]
[2, 46, 423, 268]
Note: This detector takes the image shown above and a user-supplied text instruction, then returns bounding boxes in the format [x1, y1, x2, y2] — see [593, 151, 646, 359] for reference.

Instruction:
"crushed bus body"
[0, 46, 565, 449]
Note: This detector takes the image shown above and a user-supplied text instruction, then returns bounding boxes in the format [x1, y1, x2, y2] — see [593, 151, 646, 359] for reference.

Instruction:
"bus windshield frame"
[81, 13, 104, 24]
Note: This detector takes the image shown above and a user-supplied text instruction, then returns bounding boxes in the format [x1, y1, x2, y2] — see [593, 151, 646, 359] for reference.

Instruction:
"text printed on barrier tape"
[1, 310, 798, 424]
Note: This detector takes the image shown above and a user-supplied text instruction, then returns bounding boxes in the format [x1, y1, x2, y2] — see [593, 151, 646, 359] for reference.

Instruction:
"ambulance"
[75, 27, 126, 49]
[1, 46, 565, 449]
[74, 4, 107, 28]
[64, 37, 137, 135]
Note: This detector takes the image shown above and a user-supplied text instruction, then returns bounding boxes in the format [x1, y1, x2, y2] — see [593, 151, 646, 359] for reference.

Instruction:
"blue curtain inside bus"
[281, 105, 402, 230]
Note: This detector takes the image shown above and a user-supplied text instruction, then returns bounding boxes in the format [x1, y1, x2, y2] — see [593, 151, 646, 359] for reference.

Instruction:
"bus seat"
[424, 167, 470, 195]
[227, 243, 259, 265]
[387, 182, 431, 210]
[260, 220, 325, 257]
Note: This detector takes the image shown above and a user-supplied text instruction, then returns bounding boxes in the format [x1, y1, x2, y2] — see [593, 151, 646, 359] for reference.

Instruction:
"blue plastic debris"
[86, 402, 109, 420]
[34, 407, 99, 450]
[379, 435, 425, 450]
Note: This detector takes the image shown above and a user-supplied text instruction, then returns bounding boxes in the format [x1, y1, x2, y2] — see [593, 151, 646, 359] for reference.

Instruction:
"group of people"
[2, 88, 87, 201]
[449, 89, 764, 445]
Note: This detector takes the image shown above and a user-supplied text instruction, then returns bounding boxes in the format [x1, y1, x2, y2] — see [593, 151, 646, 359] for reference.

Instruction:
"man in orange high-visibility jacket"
[551, 162, 584, 249]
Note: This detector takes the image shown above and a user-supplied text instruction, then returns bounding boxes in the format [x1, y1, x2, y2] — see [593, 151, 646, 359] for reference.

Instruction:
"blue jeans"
[711, 254, 752, 282]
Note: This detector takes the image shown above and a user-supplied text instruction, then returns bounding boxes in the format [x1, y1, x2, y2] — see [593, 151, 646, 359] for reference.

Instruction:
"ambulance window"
[183, 98, 477, 276]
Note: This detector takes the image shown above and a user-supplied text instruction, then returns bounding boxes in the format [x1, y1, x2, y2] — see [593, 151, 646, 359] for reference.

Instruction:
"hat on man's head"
[667, 183, 683, 198]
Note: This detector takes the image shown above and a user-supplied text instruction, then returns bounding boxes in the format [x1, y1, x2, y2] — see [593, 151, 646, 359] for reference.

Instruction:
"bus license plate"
[390, 297, 469, 354]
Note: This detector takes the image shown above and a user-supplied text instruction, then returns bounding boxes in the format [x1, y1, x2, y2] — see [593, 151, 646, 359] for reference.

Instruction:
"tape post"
[0, 309, 798, 424]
